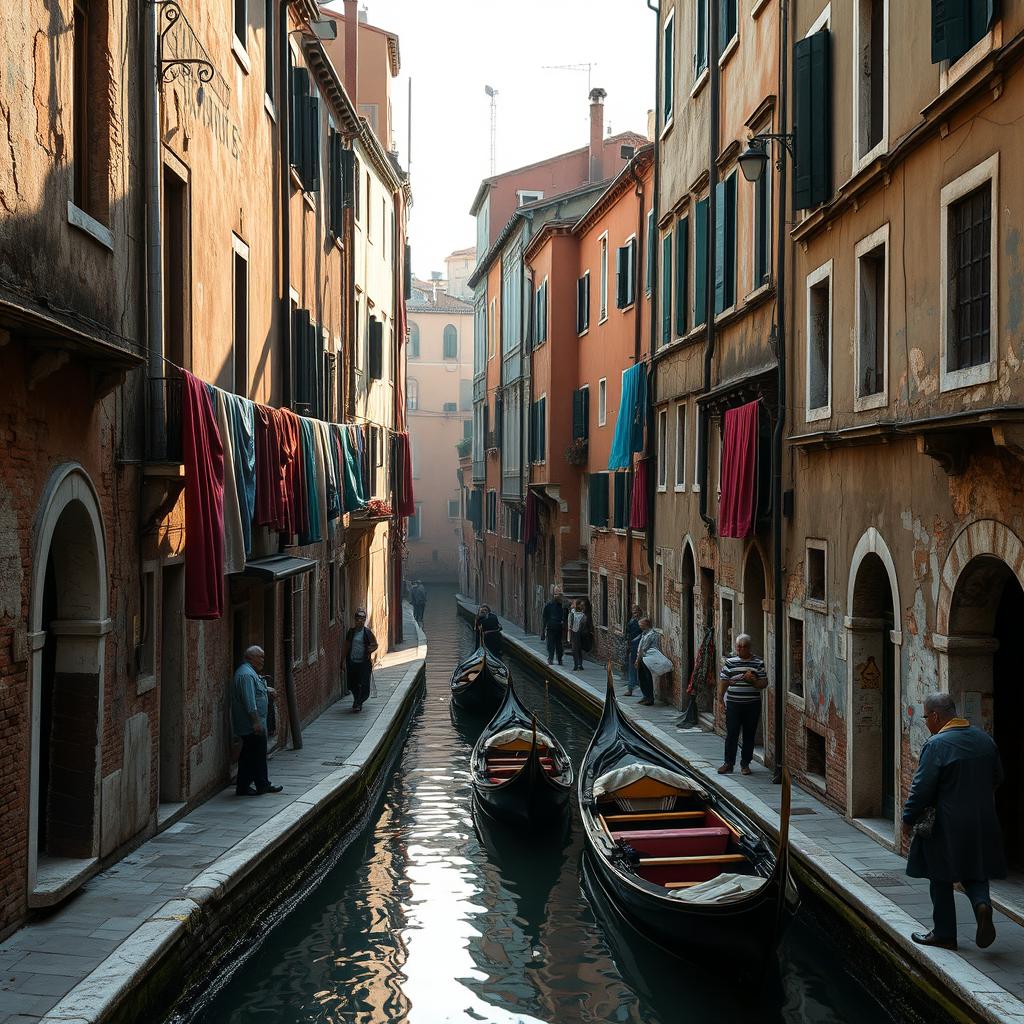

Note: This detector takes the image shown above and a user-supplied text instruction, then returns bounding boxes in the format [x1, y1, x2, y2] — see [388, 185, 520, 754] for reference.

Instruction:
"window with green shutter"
[793, 30, 832, 211]
[932, 0, 997, 64]
[613, 472, 629, 529]
[661, 231, 672, 345]
[588, 472, 610, 528]
[577, 273, 590, 334]
[694, 0, 709, 77]
[675, 216, 689, 336]
[645, 210, 655, 295]
[616, 241, 636, 309]
[719, 0, 738, 54]
[572, 387, 590, 440]
[714, 173, 737, 315]
[663, 13, 675, 123]
[694, 197, 709, 327]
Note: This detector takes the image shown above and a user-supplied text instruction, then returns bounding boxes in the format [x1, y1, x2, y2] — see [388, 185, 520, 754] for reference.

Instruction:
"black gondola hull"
[450, 646, 509, 716]
[474, 765, 572, 830]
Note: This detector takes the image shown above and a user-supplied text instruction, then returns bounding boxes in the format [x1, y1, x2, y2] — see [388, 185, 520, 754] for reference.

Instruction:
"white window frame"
[578, 270, 591, 336]
[940, 19, 1002, 94]
[645, 210, 655, 295]
[692, 0, 709, 91]
[537, 275, 549, 344]
[598, 231, 609, 323]
[232, 0, 250, 71]
[809, 3, 831, 35]
[939, 152, 999, 394]
[517, 189, 544, 206]
[852, 0, 889, 173]
[804, 538, 828, 612]
[674, 402, 687, 491]
[692, 404, 702, 492]
[656, 407, 668, 492]
[598, 377, 607, 427]
[805, 259, 833, 423]
[621, 233, 638, 310]
[662, 9, 676, 136]
[719, 586, 737, 664]
[854, 223, 890, 412]
[786, 605, 807, 708]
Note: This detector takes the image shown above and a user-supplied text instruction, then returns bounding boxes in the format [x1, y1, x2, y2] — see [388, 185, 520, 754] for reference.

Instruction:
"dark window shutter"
[584, 276, 590, 330]
[675, 217, 689, 336]
[714, 175, 737, 314]
[577, 277, 584, 332]
[572, 388, 589, 441]
[309, 319, 321, 418]
[538, 400, 546, 460]
[528, 402, 535, 462]
[368, 318, 383, 380]
[588, 472, 609, 527]
[598, 472, 609, 526]
[495, 392, 503, 444]
[306, 95, 320, 191]
[794, 30, 832, 210]
[932, 0, 995, 63]
[289, 67, 308, 170]
[646, 213, 655, 293]
[613, 472, 628, 528]
[615, 245, 628, 308]
[661, 231, 672, 343]
[719, 0, 737, 53]
[404, 243, 412, 300]
[341, 147, 355, 207]
[694, 197, 709, 326]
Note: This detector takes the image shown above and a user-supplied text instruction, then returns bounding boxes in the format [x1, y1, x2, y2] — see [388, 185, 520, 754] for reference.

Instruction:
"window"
[613, 472, 629, 529]
[694, 0, 709, 79]
[448, 499, 460, 518]
[674, 404, 687, 490]
[656, 408, 668, 491]
[753, 150, 771, 287]
[855, 224, 888, 408]
[806, 728, 826, 779]
[323, 349, 336, 422]
[720, 594, 735, 661]
[443, 324, 458, 359]
[409, 322, 420, 358]
[806, 541, 826, 608]
[232, 236, 249, 397]
[588, 472, 610, 528]
[855, 0, 887, 167]
[662, 10, 675, 125]
[636, 579, 649, 617]
[788, 616, 804, 697]
[577, 272, 591, 334]
[599, 233, 609, 322]
[941, 155, 997, 390]
[600, 574, 609, 628]
[793, 28, 832, 211]
[307, 564, 318, 663]
[163, 166, 189, 369]
[572, 386, 590, 441]
[407, 378, 419, 411]
[443, 401, 457, 414]
[463, 418, 472, 439]
[931, 0, 997, 65]
[408, 503, 423, 540]
[805, 260, 832, 420]
[535, 278, 549, 344]
[137, 568, 156, 680]
[674, 216, 689, 336]
[714, 172, 737, 315]
[517, 189, 544, 206]
[459, 379, 472, 411]
[486, 490, 497, 532]
[291, 573, 306, 665]
[530, 397, 547, 462]
[489, 298, 497, 358]
[719, 0, 738, 55]
[288, 67, 320, 192]
[368, 317, 383, 381]
[660, 230, 672, 345]
[616, 239, 636, 309]
[694, 196, 709, 327]
[327, 128, 347, 239]
[500, 248, 523, 356]
[264, 0, 275, 102]
[645, 210, 655, 294]
[595, 378, 607, 427]
[365, 172, 372, 236]
[72, 0, 111, 225]
[654, 559, 664, 628]
[234, 0, 247, 49]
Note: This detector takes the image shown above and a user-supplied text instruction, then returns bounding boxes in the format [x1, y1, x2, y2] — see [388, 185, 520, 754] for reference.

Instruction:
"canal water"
[183, 585, 900, 1024]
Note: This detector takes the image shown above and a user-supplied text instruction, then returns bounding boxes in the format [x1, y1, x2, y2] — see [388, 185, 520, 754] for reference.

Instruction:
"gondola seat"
[612, 825, 730, 858]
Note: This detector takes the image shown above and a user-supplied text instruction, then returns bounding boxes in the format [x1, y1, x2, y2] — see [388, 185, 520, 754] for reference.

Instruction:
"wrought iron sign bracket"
[154, 0, 215, 86]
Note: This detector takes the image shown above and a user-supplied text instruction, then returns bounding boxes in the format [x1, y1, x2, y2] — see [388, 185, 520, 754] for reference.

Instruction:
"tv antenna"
[484, 84, 498, 175]
[541, 62, 597, 95]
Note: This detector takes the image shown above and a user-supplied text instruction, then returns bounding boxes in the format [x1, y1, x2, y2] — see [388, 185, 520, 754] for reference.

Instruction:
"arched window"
[407, 378, 419, 411]
[409, 322, 420, 358]
[443, 324, 458, 359]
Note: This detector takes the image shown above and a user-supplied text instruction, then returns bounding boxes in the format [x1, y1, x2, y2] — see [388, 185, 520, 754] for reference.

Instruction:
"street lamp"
[738, 133, 794, 182]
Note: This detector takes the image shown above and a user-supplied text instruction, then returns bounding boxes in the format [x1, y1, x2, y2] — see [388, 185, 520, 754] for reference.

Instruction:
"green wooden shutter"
[714, 175, 737, 315]
[794, 31, 832, 210]
[306, 94, 320, 191]
[538, 399, 546, 460]
[613, 472, 628, 528]
[616, 245, 629, 308]
[719, 0, 737, 54]
[589, 472, 609, 527]
[931, 0, 995, 63]
[341, 147, 354, 208]
[661, 231, 672, 344]
[646, 211, 655, 293]
[599, 472, 610, 526]
[572, 389, 587, 440]
[675, 217, 689, 336]
[528, 402, 536, 462]
[694, 198, 709, 327]
[289, 67, 308, 170]
[368, 319, 383, 380]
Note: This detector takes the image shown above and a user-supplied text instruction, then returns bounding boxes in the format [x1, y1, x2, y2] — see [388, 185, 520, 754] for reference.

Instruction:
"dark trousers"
[570, 631, 583, 668]
[413, 603, 425, 624]
[236, 733, 269, 793]
[637, 661, 654, 701]
[545, 630, 564, 663]
[348, 659, 372, 707]
[724, 699, 761, 767]
[930, 879, 990, 940]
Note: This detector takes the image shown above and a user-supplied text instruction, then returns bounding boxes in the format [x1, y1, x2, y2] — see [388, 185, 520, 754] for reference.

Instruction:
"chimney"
[589, 87, 607, 182]
[343, 0, 359, 105]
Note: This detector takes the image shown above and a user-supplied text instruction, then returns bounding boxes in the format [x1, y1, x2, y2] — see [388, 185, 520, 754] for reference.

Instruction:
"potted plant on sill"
[565, 437, 588, 466]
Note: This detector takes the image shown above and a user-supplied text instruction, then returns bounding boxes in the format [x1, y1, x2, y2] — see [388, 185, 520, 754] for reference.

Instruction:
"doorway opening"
[743, 548, 768, 749]
[679, 545, 696, 709]
[159, 564, 185, 809]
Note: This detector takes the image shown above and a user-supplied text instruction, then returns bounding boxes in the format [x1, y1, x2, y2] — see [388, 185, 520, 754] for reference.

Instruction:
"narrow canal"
[182, 585, 903, 1024]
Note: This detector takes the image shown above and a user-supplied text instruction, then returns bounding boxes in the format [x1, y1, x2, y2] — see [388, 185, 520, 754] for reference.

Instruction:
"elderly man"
[231, 646, 282, 796]
[902, 692, 1006, 950]
[634, 616, 660, 706]
[342, 608, 379, 713]
[717, 633, 768, 776]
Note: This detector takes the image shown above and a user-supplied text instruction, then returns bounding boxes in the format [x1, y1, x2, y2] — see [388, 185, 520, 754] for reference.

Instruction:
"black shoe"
[236, 787, 258, 796]
[257, 784, 284, 794]
[911, 930, 957, 950]
[352, 704, 362, 713]
[975, 902, 996, 948]
[557, 660, 563, 665]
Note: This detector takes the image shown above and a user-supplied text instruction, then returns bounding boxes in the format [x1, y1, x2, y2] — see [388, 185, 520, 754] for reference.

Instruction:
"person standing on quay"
[903, 692, 1006, 951]
[717, 634, 768, 776]
[568, 599, 590, 671]
[412, 581, 427, 625]
[634, 617, 660, 706]
[624, 605, 643, 696]
[343, 608, 378, 713]
[541, 589, 566, 665]
[231, 646, 283, 795]
[475, 604, 503, 657]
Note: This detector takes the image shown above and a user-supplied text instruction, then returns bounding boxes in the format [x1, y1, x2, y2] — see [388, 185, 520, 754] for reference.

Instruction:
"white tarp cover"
[666, 873, 766, 904]
[593, 763, 707, 798]
[486, 727, 550, 748]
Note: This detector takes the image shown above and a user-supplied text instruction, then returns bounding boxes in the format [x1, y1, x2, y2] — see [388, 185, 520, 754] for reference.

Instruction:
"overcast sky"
[325, 1, 656, 277]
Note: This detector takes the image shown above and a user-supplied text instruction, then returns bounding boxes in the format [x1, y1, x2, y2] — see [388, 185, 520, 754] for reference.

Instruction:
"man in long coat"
[902, 692, 1006, 950]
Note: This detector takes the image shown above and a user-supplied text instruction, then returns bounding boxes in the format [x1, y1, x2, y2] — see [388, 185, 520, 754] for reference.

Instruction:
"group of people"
[540, 592, 596, 672]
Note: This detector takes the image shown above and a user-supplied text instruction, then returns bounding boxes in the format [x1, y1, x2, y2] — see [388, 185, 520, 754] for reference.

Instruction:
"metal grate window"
[948, 181, 991, 372]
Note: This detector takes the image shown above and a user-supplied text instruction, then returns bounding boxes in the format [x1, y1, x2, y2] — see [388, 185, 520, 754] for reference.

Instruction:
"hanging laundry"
[279, 408, 308, 539]
[397, 432, 415, 517]
[317, 420, 341, 522]
[630, 457, 651, 530]
[719, 400, 759, 539]
[213, 388, 245, 575]
[254, 404, 288, 532]
[341, 425, 367, 511]
[225, 393, 256, 555]
[328, 424, 343, 515]
[609, 362, 649, 470]
[181, 370, 224, 619]
[298, 418, 322, 545]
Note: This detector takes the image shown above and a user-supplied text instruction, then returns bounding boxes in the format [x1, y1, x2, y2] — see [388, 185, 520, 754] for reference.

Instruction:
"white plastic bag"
[642, 648, 673, 678]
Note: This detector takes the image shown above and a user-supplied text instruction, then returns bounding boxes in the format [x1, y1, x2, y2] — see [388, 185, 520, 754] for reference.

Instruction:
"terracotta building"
[405, 267, 474, 581]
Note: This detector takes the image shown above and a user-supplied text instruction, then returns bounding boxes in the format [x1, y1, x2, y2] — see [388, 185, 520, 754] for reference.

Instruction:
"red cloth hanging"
[254, 404, 288, 531]
[181, 370, 225, 619]
[278, 409, 308, 539]
[719, 400, 759, 539]
[397, 432, 415, 517]
[630, 458, 650, 530]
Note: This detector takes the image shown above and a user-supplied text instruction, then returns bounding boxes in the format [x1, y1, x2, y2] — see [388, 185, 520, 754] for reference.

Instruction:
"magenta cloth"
[254, 404, 288, 531]
[397, 432, 416, 517]
[719, 400, 759, 538]
[181, 370, 225, 619]
[630, 458, 650, 529]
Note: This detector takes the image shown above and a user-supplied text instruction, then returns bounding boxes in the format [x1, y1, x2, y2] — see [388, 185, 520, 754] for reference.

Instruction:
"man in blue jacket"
[231, 646, 283, 796]
[541, 589, 565, 666]
[902, 692, 1006, 950]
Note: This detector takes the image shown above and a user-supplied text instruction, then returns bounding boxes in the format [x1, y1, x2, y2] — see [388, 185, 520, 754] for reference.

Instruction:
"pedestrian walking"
[412, 581, 427, 625]
[475, 604, 503, 657]
[568, 599, 590, 671]
[717, 634, 768, 776]
[624, 605, 643, 696]
[541, 589, 566, 665]
[903, 692, 1006, 951]
[634, 617, 660, 705]
[342, 608, 379, 713]
[231, 646, 283, 795]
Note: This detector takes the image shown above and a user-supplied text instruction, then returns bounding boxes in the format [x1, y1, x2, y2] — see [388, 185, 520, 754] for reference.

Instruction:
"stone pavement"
[456, 594, 1024, 1024]
[0, 606, 426, 1024]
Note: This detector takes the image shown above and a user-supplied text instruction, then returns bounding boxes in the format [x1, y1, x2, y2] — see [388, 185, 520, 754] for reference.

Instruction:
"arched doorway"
[679, 543, 696, 705]
[29, 465, 109, 899]
[743, 547, 768, 746]
[847, 539, 899, 830]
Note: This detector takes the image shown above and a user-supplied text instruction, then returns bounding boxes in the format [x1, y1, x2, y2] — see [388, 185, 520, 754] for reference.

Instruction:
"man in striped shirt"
[717, 634, 768, 776]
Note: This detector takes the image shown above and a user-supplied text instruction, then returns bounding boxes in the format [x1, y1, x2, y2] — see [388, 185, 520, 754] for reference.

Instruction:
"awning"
[239, 554, 317, 581]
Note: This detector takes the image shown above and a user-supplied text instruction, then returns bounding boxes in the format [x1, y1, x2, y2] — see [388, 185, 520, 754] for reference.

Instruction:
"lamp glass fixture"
[738, 140, 768, 182]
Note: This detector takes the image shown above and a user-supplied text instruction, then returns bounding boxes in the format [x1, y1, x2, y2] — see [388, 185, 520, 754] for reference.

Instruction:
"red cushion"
[613, 826, 730, 857]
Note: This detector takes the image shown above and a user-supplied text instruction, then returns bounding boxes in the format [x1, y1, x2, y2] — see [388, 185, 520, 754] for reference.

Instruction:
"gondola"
[449, 644, 510, 716]
[470, 681, 574, 829]
[579, 668, 798, 974]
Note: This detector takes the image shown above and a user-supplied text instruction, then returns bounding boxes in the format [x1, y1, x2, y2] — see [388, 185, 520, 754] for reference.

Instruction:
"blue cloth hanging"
[223, 394, 256, 555]
[298, 418, 322, 544]
[608, 362, 648, 470]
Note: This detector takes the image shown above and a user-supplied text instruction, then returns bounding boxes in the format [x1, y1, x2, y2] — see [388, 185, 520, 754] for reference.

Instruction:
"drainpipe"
[771, 0, 791, 783]
[144, 2, 163, 379]
[645, 0, 660, 577]
[698, 0, 721, 533]
[625, 156, 646, 611]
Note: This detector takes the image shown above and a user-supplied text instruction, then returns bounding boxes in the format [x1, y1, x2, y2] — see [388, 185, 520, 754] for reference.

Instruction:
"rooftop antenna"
[484, 84, 498, 175]
[541, 62, 597, 96]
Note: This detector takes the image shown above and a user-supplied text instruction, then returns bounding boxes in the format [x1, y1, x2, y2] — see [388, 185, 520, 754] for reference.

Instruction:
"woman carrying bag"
[635, 616, 669, 706]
